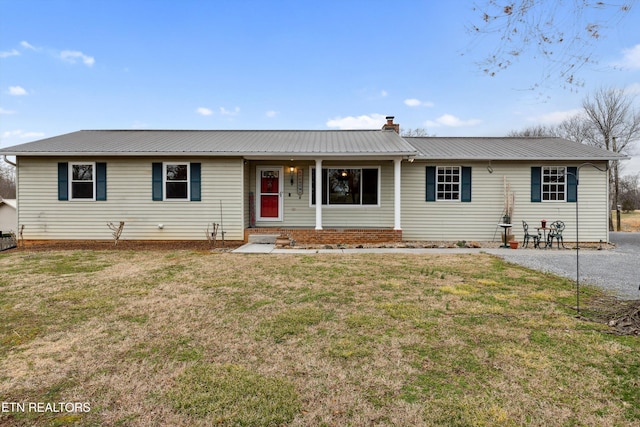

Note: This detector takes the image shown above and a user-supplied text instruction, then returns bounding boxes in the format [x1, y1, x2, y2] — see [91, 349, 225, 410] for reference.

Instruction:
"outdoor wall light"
[158, 224, 164, 229]
[289, 166, 295, 185]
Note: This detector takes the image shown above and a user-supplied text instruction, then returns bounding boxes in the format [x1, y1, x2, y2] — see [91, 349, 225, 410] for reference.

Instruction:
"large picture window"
[70, 163, 95, 200]
[542, 166, 566, 201]
[311, 167, 379, 206]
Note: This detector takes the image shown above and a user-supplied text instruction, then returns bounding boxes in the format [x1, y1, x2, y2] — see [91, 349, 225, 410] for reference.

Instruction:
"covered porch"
[243, 157, 405, 244]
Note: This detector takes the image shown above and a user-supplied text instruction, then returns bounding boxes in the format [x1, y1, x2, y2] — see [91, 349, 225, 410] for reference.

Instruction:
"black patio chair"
[547, 220, 565, 249]
[522, 221, 541, 248]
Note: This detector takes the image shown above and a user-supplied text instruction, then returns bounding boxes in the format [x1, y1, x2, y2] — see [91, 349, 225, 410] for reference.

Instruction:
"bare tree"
[469, 1, 636, 89]
[508, 113, 598, 142]
[582, 87, 640, 229]
[556, 114, 598, 145]
[0, 163, 16, 198]
[620, 173, 640, 211]
[507, 124, 560, 137]
[401, 128, 432, 137]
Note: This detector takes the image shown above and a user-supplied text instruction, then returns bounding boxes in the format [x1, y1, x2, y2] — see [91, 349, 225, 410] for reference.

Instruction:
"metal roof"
[0, 129, 416, 158]
[1, 131, 627, 162]
[405, 137, 628, 161]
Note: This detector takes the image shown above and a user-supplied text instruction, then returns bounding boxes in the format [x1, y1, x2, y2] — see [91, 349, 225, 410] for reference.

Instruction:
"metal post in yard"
[568, 163, 608, 315]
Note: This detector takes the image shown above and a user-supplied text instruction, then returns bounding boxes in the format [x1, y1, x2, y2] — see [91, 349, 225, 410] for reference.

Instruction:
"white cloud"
[0, 108, 16, 115]
[219, 106, 240, 116]
[326, 113, 387, 130]
[425, 114, 481, 128]
[626, 82, 640, 95]
[531, 108, 583, 125]
[0, 49, 19, 58]
[8, 86, 27, 96]
[196, 107, 213, 116]
[60, 50, 95, 67]
[20, 41, 37, 50]
[404, 98, 434, 108]
[615, 44, 640, 70]
[1, 130, 45, 140]
[265, 110, 279, 118]
[380, 90, 388, 97]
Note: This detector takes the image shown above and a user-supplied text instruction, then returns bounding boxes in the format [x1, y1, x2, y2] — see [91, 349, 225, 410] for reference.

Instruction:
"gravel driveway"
[494, 232, 640, 300]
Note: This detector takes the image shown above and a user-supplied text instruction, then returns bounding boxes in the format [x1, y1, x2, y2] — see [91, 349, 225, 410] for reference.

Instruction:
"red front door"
[259, 169, 281, 220]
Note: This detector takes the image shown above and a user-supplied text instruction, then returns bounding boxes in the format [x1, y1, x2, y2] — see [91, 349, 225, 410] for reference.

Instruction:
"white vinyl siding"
[16, 157, 244, 241]
[0, 203, 17, 233]
[402, 161, 610, 242]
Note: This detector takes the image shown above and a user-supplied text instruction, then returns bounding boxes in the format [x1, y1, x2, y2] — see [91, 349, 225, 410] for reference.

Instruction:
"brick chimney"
[381, 116, 400, 134]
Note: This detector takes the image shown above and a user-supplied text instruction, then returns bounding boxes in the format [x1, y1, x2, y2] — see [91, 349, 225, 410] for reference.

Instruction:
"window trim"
[435, 166, 461, 202]
[309, 166, 381, 207]
[541, 166, 567, 202]
[69, 162, 96, 201]
[163, 162, 191, 201]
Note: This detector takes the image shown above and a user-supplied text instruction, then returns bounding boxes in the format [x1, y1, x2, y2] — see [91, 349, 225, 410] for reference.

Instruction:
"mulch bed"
[15, 240, 243, 252]
[584, 297, 640, 336]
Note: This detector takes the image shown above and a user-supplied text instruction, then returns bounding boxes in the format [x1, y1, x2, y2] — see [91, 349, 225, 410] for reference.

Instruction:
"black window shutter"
[190, 163, 201, 201]
[96, 162, 107, 201]
[567, 166, 577, 202]
[152, 162, 163, 201]
[461, 166, 472, 202]
[58, 162, 68, 201]
[426, 166, 436, 202]
[531, 167, 541, 202]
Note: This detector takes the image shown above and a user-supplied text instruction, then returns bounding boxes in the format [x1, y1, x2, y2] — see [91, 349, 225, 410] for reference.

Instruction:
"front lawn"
[1, 250, 638, 426]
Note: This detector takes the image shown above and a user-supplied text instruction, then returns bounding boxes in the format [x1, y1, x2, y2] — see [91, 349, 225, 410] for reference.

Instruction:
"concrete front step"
[247, 234, 280, 244]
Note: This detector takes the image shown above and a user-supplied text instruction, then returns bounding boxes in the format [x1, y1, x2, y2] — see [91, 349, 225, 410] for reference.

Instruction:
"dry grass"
[619, 210, 640, 232]
[1, 250, 639, 426]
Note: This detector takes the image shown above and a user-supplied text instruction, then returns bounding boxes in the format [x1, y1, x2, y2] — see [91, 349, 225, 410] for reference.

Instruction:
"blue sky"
[1, 0, 639, 174]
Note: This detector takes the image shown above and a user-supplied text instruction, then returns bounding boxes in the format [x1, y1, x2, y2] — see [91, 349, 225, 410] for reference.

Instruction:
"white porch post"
[315, 159, 323, 230]
[393, 158, 402, 230]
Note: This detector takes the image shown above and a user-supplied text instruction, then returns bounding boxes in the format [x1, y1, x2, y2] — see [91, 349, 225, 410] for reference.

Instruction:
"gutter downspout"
[3, 155, 16, 167]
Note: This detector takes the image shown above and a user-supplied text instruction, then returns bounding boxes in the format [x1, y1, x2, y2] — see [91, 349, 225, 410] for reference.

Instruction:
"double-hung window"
[542, 166, 566, 201]
[311, 167, 379, 206]
[436, 166, 460, 201]
[164, 163, 189, 200]
[70, 163, 96, 200]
